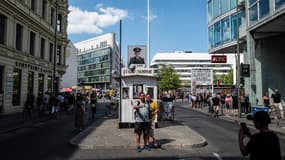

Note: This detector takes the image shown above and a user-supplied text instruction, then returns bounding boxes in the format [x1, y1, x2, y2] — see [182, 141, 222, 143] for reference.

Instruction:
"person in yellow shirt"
[146, 93, 160, 148]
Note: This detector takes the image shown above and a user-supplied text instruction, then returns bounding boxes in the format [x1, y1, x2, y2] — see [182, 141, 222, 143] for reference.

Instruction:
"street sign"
[241, 63, 250, 77]
[211, 55, 227, 63]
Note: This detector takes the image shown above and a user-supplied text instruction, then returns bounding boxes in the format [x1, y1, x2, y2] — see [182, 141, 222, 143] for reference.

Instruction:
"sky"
[68, 0, 208, 64]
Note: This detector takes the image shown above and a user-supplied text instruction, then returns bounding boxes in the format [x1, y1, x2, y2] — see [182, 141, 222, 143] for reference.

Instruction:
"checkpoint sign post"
[191, 69, 213, 94]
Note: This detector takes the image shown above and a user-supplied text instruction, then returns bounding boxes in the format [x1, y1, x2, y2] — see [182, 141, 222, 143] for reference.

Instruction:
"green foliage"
[158, 66, 181, 91]
[215, 67, 234, 85]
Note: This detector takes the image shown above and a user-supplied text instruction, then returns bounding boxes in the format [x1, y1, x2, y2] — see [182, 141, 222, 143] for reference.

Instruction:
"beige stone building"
[0, 0, 69, 114]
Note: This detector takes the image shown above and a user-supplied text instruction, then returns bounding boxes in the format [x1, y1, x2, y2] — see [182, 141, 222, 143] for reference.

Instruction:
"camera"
[240, 122, 251, 137]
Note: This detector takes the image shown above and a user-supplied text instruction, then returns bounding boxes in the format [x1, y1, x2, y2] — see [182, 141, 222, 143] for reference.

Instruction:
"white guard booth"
[119, 66, 158, 128]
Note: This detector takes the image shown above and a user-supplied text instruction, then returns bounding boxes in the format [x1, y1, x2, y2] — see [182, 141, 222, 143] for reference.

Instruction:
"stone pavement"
[176, 100, 285, 135]
[69, 101, 207, 150]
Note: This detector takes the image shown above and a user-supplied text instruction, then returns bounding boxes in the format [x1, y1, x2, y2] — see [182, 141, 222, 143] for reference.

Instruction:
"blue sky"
[68, 0, 208, 64]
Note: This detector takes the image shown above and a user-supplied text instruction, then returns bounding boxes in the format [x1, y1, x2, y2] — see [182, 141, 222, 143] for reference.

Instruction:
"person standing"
[133, 92, 151, 152]
[146, 93, 159, 148]
[271, 89, 284, 120]
[74, 93, 85, 131]
[239, 111, 281, 160]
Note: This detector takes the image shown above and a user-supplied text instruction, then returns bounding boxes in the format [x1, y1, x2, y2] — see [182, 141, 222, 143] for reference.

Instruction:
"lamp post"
[53, 0, 58, 95]
[119, 19, 122, 122]
[236, 0, 241, 118]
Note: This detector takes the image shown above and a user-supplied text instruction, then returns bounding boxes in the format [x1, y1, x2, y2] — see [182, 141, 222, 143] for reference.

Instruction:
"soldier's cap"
[133, 47, 141, 52]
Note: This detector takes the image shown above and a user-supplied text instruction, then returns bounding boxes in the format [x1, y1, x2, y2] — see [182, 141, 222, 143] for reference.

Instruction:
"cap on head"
[253, 111, 271, 125]
[133, 47, 141, 52]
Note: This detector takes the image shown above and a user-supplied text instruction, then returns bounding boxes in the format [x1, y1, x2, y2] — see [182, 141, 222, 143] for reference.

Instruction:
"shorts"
[274, 103, 283, 111]
[134, 122, 150, 136]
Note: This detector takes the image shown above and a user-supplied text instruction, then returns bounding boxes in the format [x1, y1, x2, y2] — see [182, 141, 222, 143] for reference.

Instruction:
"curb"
[69, 123, 208, 150]
[190, 107, 285, 136]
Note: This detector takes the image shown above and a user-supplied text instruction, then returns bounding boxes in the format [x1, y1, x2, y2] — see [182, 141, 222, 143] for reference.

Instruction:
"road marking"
[213, 152, 223, 160]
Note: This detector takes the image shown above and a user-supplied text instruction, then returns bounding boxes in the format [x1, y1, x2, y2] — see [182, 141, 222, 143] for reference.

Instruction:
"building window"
[29, 32, 36, 56]
[208, 0, 213, 22]
[221, 0, 229, 14]
[47, 76, 52, 91]
[12, 68, 21, 106]
[230, 0, 237, 9]
[38, 74, 44, 94]
[51, 8, 55, 26]
[213, 0, 220, 18]
[222, 17, 230, 42]
[276, 0, 285, 9]
[249, 4, 258, 25]
[16, 24, 23, 51]
[27, 71, 34, 94]
[259, 0, 270, 18]
[40, 38, 45, 59]
[49, 43, 53, 62]
[42, 0, 47, 19]
[63, 46, 66, 65]
[0, 14, 7, 45]
[0, 66, 3, 93]
[57, 14, 62, 32]
[31, 0, 36, 12]
[57, 45, 61, 65]
[214, 21, 221, 46]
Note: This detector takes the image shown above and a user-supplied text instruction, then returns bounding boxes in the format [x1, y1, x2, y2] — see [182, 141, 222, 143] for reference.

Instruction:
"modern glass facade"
[249, 0, 270, 25]
[276, 0, 285, 9]
[208, 0, 243, 50]
[208, 13, 242, 49]
[77, 48, 111, 85]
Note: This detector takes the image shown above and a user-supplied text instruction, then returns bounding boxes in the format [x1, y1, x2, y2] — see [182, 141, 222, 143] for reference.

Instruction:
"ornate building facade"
[0, 0, 69, 113]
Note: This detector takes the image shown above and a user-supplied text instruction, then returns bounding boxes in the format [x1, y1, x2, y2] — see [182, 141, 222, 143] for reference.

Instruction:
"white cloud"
[68, 5, 128, 34]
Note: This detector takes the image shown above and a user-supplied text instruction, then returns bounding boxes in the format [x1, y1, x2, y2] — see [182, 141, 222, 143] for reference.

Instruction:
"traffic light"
[241, 63, 250, 77]
[240, 77, 245, 86]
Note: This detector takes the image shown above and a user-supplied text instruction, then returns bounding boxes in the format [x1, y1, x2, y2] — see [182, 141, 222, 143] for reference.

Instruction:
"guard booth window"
[133, 84, 143, 99]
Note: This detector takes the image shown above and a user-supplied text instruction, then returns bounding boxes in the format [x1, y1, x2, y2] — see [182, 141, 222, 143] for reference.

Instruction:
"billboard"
[191, 69, 213, 85]
[128, 45, 146, 67]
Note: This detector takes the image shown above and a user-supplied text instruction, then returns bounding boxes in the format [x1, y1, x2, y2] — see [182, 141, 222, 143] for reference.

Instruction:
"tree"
[213, 70, 218, 84]
[158, 66, 181, 91]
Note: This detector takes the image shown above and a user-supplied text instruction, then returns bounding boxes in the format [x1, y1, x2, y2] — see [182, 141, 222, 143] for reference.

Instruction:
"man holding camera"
[239, 111, 281, 160]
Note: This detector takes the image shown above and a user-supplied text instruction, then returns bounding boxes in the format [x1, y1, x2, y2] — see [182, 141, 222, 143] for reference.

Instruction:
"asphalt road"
[1, 101, 285, 160]
[175, 102, 285, 160]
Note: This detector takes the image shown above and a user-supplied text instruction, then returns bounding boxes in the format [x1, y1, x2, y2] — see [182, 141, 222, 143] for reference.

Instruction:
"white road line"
[213, 152, 223, 160]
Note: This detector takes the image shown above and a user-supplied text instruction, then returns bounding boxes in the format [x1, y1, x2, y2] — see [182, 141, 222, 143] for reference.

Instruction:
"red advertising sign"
[211, 55, 227, 63]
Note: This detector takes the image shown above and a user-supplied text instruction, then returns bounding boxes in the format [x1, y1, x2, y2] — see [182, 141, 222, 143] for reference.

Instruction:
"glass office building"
[75, 33, 120, 91]
[208, 0, 245, 54]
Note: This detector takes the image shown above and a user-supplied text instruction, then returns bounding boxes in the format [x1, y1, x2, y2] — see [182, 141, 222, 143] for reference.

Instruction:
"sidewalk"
[177, 101, 285, 135]
[70, 102, 207, 150]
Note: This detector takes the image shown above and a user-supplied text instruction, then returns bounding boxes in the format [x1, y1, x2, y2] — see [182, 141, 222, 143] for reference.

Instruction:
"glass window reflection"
[260, 0, 270, 19]
[275, 0, 285, 9]
[221, 0, 229, 14]
[249, 4, 258, 25]
[222, 17, 230, 42]
[214, 21, 221, 46]
[213, 0, 220, 18]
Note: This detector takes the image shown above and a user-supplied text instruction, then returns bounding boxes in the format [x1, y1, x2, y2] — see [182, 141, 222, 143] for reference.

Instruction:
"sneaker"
[136, 146, 142, 152]
[143, 145, 151, 151]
